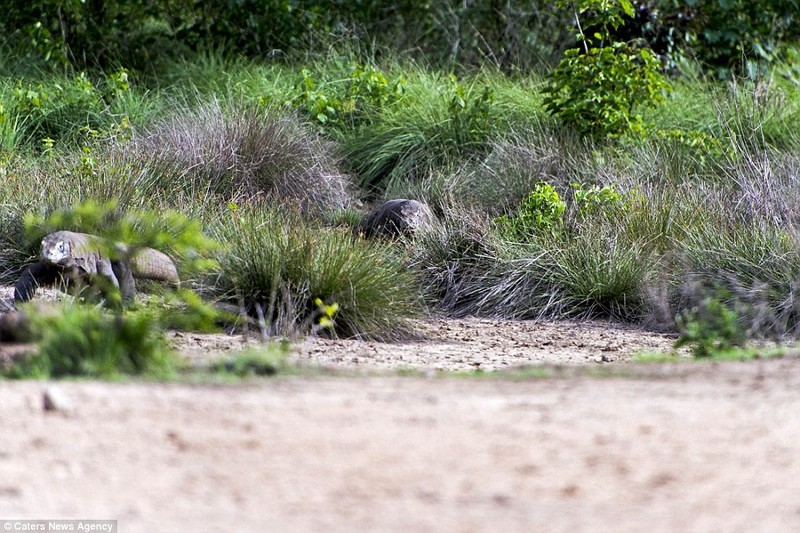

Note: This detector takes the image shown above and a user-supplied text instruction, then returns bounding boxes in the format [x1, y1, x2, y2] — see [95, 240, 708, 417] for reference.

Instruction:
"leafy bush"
[288, 64, 405, 128]
[649, 128, 726, 166]
[572, 182, 624, 217]
[211, 204, 423, 340]
[543, 0, 670, 139]
[495, 182, 566, 239]
[6, 302, 176, 379]
[675, 292, 746, 358]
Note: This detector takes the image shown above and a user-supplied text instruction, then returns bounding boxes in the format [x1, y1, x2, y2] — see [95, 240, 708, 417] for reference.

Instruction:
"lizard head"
[41, 234, 72, 265]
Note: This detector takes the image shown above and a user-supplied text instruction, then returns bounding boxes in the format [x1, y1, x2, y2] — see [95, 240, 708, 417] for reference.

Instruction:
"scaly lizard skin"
[14, 231, 179, 305]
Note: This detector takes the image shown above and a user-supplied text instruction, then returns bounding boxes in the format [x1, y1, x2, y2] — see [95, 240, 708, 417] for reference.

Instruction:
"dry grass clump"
[131, 99, 354, 213]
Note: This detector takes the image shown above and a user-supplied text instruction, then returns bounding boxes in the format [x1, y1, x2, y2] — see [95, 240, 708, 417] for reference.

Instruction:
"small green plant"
[348, 63, 405, 110]
[572, 182, 623, 216]
[448, 75, 495, 142]
[291, 64, 404, 127]
[6, 302, 176, 379]
[496, 182, 566, 239]
[295, 68, 340, 125]
[105, 67, 131, 100]
[214, 344, 290, 377]
[543, 0, 670, 139]
[674, 296, 747, 358]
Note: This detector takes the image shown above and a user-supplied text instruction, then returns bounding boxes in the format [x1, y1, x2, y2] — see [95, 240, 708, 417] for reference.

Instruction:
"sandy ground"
[180, 316, 685, 371]
[2, 287, 800, 532]
[3, 359, 800, 533]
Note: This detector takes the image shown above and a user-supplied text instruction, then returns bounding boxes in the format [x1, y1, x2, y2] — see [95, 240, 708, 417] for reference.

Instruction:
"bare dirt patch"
[3, 286, 800, 532]
[3, 359, 800, 532]
[290, 317, 682, 371]
[174, 317, 684, 371]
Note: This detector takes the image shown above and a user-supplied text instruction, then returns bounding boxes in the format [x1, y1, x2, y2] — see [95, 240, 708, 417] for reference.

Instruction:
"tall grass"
[342, 68, 547, 195]
[129, 99, 354, 213]
[211, 205, 424, 340]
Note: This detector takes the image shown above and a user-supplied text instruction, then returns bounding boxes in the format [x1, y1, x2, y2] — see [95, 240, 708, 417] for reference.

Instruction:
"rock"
[356, 199, 435, 239]
[43, 386, 74, 414]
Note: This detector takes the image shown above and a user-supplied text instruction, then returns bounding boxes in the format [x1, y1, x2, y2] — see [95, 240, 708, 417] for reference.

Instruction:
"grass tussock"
[211, 205, 424, 340]
[130, 99, 354, 213]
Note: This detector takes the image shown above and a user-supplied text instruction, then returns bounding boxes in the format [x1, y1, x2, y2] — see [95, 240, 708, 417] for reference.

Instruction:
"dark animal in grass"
[356, 199, 435, 239]
[14, 231, 179, 306]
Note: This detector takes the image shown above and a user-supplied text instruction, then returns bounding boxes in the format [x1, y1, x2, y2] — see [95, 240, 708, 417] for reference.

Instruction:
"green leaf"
[619, 0, 634, 17]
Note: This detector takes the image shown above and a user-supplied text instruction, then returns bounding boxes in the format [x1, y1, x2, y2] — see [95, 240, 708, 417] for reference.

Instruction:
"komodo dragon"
[14, 231, 179, 305]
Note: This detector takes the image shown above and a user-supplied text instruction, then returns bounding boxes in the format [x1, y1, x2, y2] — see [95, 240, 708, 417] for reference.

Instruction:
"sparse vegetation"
[5, 302, 177, 379]
[213, 344, 292, 378]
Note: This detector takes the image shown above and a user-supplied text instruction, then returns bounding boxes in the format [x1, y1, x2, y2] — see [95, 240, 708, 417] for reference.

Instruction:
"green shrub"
[211, 204, 423, 340]
[543, 0, 670, 139]
[675, 293, 746, 358]
[571, 182, 624, 217]
[495, 182, 566, 239]
[288, 64, 405, 128]
[7, 302, 176, 379]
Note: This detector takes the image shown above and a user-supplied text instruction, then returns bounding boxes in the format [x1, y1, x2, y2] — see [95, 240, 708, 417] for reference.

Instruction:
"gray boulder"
[356, 199, 435, 239]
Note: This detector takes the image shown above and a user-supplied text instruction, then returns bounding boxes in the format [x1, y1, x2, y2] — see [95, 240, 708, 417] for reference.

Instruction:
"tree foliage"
[0, 0, 797, 77]
[543, 0, 670, 139]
